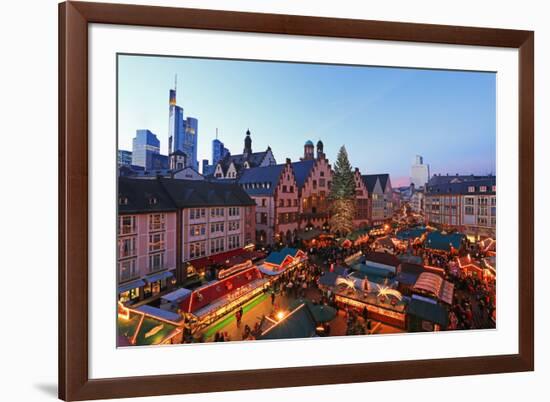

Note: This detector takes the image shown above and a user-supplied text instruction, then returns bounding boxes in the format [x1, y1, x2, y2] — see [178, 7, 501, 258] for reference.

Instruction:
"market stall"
[258, 302, 318, 340]
[412, 272, 454, 305]
[258, 247, 307, 276]
[117, 302, 183, 346]
[424, 231, 465, 255]
[406, 297, 449, 332]
[179, 266, 270, 328]
[332, 281, 407, 329]
[456, 254, 484, 278]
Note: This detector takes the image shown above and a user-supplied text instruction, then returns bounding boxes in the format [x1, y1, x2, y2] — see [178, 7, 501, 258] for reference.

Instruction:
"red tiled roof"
[180, 266, 263, 314]
[187, 248, 265, 271]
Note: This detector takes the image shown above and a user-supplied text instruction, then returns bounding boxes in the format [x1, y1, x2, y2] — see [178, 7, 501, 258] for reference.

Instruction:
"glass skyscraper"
[131, 129, 160, 169]
[212, 138, 230, 166]
[117, 150, 133, 166]
[168, 83, 199, 171]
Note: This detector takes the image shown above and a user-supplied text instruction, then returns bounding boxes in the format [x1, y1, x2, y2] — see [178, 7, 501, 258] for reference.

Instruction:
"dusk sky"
[118, 54, 496, 187]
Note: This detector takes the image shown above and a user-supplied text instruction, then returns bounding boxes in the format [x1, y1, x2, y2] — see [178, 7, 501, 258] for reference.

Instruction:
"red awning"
[180, 266, 264, 314]
[187, 248, 265, 271]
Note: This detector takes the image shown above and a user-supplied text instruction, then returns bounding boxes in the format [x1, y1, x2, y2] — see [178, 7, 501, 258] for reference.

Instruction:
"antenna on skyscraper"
[216, 128, 218, 139]
[174, 74, 177, 92]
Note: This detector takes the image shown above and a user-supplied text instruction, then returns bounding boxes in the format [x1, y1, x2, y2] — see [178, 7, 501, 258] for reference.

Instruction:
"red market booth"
[179, 266, 269, 328]
[456, 255, 484, 278]
[258, 247, 307, 276]
[412, 272, 454, 305]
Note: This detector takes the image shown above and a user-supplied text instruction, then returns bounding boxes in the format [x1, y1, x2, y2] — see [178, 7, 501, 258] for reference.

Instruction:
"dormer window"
[468, 186, 475, 193]
[480, 186, 487, 192]
[119, 196, 128, 205]
[149, 197, 158, 205]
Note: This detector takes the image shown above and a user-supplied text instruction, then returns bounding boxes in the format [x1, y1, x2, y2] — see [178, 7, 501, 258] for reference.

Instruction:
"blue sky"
[118, 54, 496, 186]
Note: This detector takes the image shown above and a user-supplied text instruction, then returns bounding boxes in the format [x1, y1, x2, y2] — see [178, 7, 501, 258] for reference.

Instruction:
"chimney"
[286, 158, 291, 165]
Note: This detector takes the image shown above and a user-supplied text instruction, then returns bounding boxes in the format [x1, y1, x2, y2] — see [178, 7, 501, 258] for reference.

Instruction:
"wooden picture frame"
[59, 1, 534, 400]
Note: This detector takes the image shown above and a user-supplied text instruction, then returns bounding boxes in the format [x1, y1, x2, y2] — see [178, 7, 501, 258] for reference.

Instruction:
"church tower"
[316, 139, 325, 159]
[303, 140, 314, 160]
[243, 129, 252, 158]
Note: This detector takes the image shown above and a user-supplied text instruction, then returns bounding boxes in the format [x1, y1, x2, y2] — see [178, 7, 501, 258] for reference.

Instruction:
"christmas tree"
[329, 146, 356, 235]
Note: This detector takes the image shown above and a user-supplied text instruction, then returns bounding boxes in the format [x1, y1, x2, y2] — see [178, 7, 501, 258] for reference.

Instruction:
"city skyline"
[118, 54, 496, 186]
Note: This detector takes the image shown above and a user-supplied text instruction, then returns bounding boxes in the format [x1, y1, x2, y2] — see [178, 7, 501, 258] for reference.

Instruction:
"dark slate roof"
[118, 177, 177, 214]
[427, 174, 491, 186]
[425, 177, 496, 196]
[318, 271, 340, 287]
[396, 272, 420, 286]
[259, 303, 317, 340]
[407, 298, 449, 327]
[238, 164, 285, 196]
[219, 151, 269, 174]
[399, 262, 425, 276]
[353, 263, 393, 278]
[159, 178, 255, 208]
[291, 160, 315, 189]
[118, 177, 255, 213]
[364, 251, 401, 267]
[361, 174, 389, 193]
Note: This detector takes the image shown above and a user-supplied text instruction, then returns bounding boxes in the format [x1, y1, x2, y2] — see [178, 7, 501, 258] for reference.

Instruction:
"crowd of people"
[182, 220, 497, 343]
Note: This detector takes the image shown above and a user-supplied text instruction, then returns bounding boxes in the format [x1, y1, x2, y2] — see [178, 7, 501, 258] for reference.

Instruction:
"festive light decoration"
[144, 324, 164, 339]
[376, 285, 403, 301]
[118, 301, 130, 321]
[336, 277, 357, 290]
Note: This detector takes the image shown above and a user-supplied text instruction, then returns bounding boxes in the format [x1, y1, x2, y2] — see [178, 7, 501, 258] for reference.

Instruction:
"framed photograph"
[59, 1, 534, 400]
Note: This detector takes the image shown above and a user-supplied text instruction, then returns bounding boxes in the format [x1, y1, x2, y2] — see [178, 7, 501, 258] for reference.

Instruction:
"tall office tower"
[131, 129, 160, 169]
[182, 117, 199, 171]
[168, 86, 184, 155]
[212, 131, 231, 166]
[167, 76, 199, 171]
[410, 155, 430, 188]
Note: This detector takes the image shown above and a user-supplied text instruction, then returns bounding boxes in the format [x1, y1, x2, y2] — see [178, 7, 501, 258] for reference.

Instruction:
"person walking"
[271, 291, 276, 305]
[235, 308, 242, 328]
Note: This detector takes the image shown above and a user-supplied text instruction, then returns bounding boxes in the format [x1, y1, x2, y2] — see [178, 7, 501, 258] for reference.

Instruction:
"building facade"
[117, 179, 178, 304]
[361, 174, 394, 226]
[353, 168, 370, 228]
[424, 176, 496, 240]
[410, 155, 430, 189]
[410, 190, 425, 214]
[117, 177, 257, 301]
[293, 140, 333, 231]
[238, 159, 300, 245]
[158, 178, 256, 282]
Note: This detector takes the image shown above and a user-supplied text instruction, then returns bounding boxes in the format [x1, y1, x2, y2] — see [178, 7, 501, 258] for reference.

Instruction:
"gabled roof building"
[361, 173, 394, 226]
[239, 158, 299, 245]
[212, 129, 276, 179]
